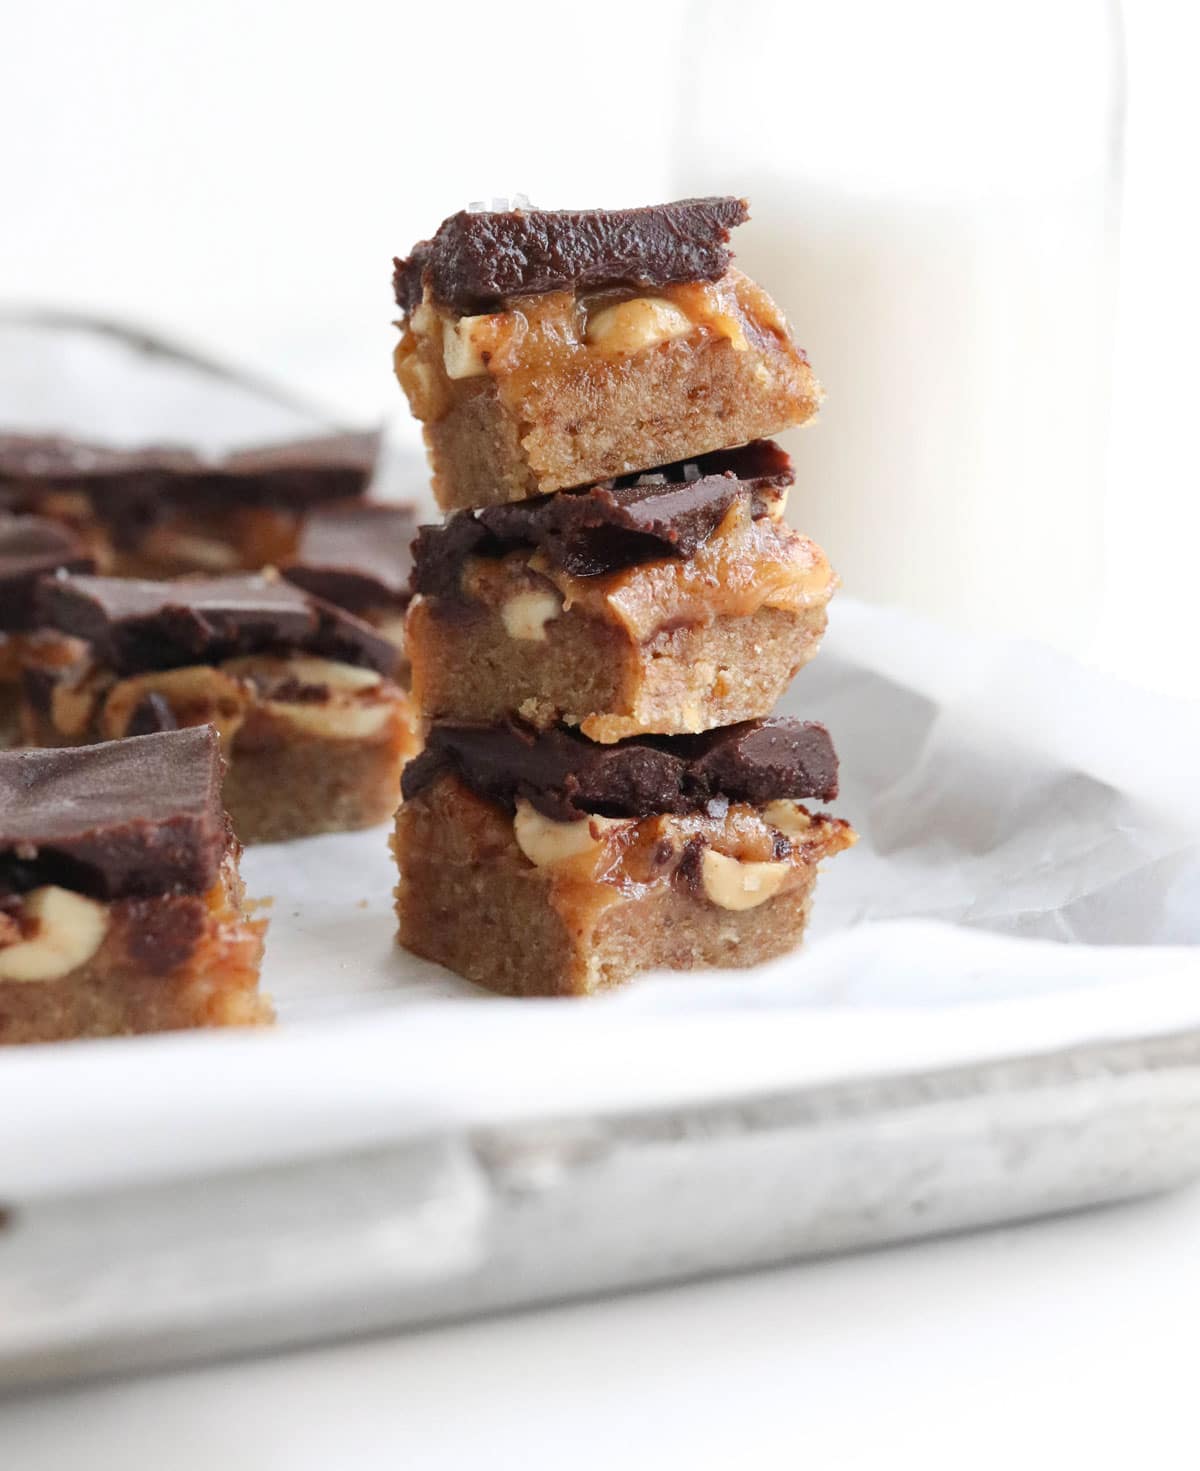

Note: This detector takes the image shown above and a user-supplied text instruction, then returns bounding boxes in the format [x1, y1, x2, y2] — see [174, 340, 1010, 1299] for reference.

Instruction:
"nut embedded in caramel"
[0, 886, 109, 983]
[699, 850, 790, 911]
[584, 297, 693, 354]
[499, 588, 562, 642]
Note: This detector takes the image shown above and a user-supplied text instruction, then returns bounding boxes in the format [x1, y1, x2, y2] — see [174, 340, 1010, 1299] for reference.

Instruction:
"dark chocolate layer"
[0, 514, 93, 631]
[0, 727, 228, 899]
[395, 197, 749, 315]
[283, 502, 417, 614]
[402, 718, 839, 823]
[36, 572, 401, 678]
[413, 441, 792, 595]
[0, 431, 378, 547]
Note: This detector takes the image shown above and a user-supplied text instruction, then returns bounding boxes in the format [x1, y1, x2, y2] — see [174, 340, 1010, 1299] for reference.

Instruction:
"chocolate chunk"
[683, 721, 838, 808]
[0, 431, 379, 549]
[0, 514, 93, 631]
[283, 502, 417, 614]
[412, 441, 792, 594]
[402, 717, 839, 822]
[0, 727, 229, 899]
[36, 572, 401, 678]
[395, 197, 750, 315]
[410, 513, 493, 601]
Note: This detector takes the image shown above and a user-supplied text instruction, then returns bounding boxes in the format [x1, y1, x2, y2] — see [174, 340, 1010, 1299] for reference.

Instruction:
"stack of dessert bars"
[391, 197, 855, 996]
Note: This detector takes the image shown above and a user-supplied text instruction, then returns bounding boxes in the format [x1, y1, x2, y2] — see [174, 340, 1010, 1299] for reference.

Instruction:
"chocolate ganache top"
[35, 571, 401, 678]
[402, 718, 839, 823]
[412, 441, 792, 594]
[0, 727, 228, 899]
[0, 513, 94, 631]
[394, 196, 749, 315]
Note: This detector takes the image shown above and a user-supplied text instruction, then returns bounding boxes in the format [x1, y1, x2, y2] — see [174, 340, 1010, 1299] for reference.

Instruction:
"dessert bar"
[392, 198, 822, 510]
[24, 571, 418, 843]
[0, 512, 93, 739]
[0, 727, 270, 1043]
[406, 441, 834, 740]
[283, 500, 417, 651]
[393, 719, 855, 996]
[0, 430, 378, 576]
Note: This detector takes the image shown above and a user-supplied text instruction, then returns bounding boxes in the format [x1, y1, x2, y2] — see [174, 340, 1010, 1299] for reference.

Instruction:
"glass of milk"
[675, 0, 1123, 656]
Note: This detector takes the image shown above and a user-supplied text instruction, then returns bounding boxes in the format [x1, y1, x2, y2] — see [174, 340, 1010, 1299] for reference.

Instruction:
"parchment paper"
[2, 315, 1197, 1202]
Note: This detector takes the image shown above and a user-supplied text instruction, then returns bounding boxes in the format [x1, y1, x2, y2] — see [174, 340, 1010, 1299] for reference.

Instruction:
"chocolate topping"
[0, 513, 93, 631]
[36, 572, 401, 678]
[0, 727, 229, 899]
[401, 718, 839, 823]
[394, 197, 750, 315]
[283, 502, 417, 614]
[412, 441, 792, 594]
[0, 431, 379, 548]
[0, 434, 198, 485]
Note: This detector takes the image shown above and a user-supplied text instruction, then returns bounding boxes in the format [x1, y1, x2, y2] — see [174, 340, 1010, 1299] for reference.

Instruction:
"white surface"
[4, 1185, 1199, 1469]
[2, 598, 1197, 1202]
[3, 3, 1198, 695]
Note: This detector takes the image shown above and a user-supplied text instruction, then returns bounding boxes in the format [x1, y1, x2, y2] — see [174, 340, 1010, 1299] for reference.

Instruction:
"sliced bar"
[0, 727, 271, 1043]
[24, 571, 418, 843]
[393, 718, 855, 996]
[0, 430, 378, 576]
[406, 443, 834, 740]
[392, 198, 822, 510]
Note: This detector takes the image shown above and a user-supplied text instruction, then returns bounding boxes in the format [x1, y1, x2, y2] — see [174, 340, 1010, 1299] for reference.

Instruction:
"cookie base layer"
[400, 852, 819, 998]
[408, 598, 827, 741]
[392, 775, 853, 997]
[222, 731, 415, 843]
[0, 859, 270, 1045]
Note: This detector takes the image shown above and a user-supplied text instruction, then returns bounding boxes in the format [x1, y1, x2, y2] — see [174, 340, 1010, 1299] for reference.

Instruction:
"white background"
[1, 0, 1196, 693]
[1, 2, 1198, 1465]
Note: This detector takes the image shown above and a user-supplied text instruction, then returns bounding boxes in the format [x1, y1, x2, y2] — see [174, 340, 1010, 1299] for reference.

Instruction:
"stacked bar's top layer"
[0, 727, 228, 899]
[392, 196, 821, 509]
[0, 513, 93, 631]
[413, 441, 792, 589]
[395, 197, 749, 315]
[36, 572, 401, 677]
[403, 717, 839, 822]
[0, 431, 378, 536]
[284, 502, 417, 613]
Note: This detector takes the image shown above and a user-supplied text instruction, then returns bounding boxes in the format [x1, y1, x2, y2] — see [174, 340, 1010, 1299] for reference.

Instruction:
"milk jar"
[674, 0, 1123, 656]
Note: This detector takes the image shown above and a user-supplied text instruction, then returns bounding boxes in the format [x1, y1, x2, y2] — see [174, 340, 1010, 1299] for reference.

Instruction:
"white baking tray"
[2, 315, 1198, 1388]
